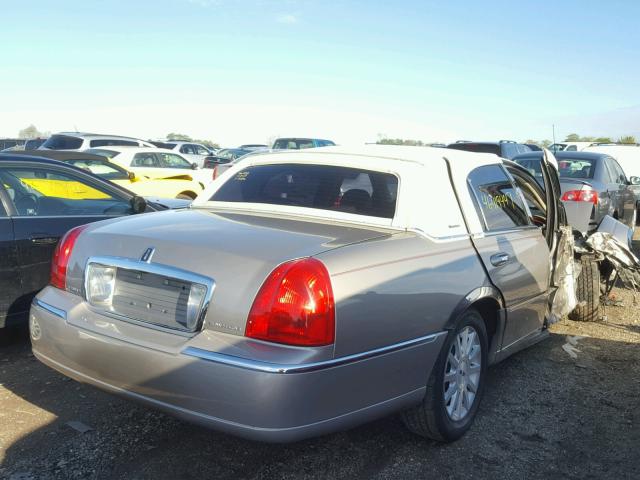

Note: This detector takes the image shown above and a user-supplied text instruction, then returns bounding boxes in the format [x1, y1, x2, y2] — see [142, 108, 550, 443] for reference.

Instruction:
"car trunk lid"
[66, 208, 394, 337]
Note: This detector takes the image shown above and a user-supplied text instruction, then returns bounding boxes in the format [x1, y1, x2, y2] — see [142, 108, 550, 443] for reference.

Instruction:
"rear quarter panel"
[316, 233, 489, 357]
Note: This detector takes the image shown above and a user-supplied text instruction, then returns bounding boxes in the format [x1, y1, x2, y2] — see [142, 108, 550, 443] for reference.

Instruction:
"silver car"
[513, 151, 637, 231]
[30, 145, 571, 443]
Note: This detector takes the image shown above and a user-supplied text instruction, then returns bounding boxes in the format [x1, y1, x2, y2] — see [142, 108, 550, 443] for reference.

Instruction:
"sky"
[1, 0, 639, 146]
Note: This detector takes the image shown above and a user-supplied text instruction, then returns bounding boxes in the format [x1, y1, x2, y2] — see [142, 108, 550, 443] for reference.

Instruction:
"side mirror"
[130, 195, 147, 214]
[128, 171, 136, 181]
[191, 163, 198, 170]
[630, 176, 640, 185]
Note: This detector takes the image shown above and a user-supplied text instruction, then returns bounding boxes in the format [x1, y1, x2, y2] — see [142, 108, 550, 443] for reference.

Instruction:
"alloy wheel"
[443, 326, 482, 421]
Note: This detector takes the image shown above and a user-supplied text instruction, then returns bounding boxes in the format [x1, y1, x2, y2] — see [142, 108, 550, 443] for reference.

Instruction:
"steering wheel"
[14, 193, 39, 215]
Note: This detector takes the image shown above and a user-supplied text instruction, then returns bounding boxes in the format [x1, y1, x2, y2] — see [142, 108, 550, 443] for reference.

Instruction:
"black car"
[0, 153, 161, 329]
[203, 148, 253, 168]
[446, 140, 532, 159]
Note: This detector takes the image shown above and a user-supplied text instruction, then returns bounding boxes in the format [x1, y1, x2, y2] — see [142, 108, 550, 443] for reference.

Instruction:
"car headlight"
[86, 264, 116, 307]
[186, 283, 207, 329]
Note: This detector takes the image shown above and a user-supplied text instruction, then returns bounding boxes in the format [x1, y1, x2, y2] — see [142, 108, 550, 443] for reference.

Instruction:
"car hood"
[66, 208, 394, 336]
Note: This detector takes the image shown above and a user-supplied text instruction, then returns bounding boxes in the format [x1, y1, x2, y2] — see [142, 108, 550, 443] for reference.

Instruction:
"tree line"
[377, 133, 637, 147]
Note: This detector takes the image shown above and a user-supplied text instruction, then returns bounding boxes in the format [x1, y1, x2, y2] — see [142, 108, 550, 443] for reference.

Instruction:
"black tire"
[401, 309, 488, 442]
[569, 256, 601, 322]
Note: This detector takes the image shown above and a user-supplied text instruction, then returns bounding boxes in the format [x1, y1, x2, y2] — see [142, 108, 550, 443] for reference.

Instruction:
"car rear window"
[41, 135, 83, 150]
[447, 143, 501, 156]
[211, 164, 398, 218]
[273, 139, 315, 149]
[89, 139, 139, 147]
[557, 158, 596, 179]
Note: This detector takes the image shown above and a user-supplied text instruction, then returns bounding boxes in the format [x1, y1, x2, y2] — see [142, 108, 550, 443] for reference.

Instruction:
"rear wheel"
[401, 309, 487, 442]
[570, 256, 601, 322]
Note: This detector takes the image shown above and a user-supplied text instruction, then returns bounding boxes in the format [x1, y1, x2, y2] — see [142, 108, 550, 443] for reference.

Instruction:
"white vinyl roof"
[192, 145, 501, 239]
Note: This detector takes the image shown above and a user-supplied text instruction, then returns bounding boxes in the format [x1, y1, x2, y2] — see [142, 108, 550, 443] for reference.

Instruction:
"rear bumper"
[30, 289, 446, 443]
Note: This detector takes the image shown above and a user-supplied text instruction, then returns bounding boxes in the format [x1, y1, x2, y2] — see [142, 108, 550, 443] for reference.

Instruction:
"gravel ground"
[1, 247, 639, 479]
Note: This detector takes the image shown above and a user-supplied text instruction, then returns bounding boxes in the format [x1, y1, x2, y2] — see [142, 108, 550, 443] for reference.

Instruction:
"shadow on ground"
[1, 328, 638, 480]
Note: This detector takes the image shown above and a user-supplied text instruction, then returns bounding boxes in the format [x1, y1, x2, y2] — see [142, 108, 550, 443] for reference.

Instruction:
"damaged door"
[467, 164, 551, 351]
[507, 150, 578, 323]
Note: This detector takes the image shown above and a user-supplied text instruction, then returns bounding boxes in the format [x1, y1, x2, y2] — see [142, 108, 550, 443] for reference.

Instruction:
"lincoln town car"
[30, 145, 573, 442]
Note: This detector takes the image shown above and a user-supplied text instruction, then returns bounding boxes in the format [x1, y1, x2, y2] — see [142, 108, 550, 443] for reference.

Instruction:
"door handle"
[30, 235, 60, 246]
[490, 253, 510, 267]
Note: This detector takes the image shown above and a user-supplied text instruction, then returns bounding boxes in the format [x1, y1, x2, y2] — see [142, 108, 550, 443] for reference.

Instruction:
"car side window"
[566, 145, 577, 151]
[132, 153, 160, 167]
[467, 165, 530, 231]
[0, 167, 131, 217]
[603, 157, 624, 184]
[195, 145, 210, 155]
[610, 158, 627, 184]
[158, 153, 192, 168]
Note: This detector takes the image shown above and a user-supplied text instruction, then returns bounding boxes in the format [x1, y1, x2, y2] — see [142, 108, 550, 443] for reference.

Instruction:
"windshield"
[557, 157, 596, 179]
[209, 164, 398, 219]
[64, 159, 130, 180]
[84, 148, 120, 159]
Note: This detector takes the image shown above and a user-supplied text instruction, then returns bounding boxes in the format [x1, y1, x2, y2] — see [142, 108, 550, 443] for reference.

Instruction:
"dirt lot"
[1, 248, 639, 479]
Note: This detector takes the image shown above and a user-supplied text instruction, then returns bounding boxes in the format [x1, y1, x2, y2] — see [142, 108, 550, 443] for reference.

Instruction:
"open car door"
[506, 149, 579, 323]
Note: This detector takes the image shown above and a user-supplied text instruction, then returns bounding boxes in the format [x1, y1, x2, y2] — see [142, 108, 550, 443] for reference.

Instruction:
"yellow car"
[60, 158, 204, 199]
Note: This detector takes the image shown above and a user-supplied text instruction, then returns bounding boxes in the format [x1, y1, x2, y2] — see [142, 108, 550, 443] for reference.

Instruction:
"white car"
[85, 147, 212, 188]
[151, 141, 214, 167]
[40, 132, 154, 151]
[549, 142, 592, 152]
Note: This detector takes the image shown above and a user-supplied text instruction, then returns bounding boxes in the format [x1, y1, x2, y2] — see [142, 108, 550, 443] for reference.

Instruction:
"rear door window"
[158, 153, 193, 169]
[467, 165, 530, 230]
[211, 164, 398, 218]
[608, 157, 627, 184]
[195, 145, 210, 155]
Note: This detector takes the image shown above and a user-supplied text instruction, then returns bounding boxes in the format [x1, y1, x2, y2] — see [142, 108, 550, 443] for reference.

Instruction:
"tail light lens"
[561, 189, 599, 204]
[245, 258, 335, 347]
[50, 224, 89, 290]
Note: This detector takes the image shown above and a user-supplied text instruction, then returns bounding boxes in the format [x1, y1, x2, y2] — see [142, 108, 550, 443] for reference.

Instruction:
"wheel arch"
[444, 286, 505, 365]
[177, 191, 197, 199]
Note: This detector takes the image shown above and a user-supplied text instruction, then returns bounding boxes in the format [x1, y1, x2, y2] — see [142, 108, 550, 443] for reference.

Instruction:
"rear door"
[0, 163, 135, 317]
[602, 157, 624, 219]
[468, 165, 550, 349]
[0, 189, 19, 327]
[607, 157, 636, 227]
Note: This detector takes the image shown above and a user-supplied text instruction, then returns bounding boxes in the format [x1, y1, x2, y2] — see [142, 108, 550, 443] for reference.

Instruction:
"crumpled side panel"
[549, 226, 578, 324]
[586, 231, 640, 290]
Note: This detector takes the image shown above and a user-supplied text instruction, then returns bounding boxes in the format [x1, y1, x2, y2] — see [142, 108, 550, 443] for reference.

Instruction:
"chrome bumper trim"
[182, 331, 447, 374]
[32, 298, 67, 320]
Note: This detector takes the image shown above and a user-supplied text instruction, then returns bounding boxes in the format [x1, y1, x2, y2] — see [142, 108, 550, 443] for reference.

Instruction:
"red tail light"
[561, 189, 598, 204]
[50, 224, 89, 289]
[245, 258, 335, 346]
